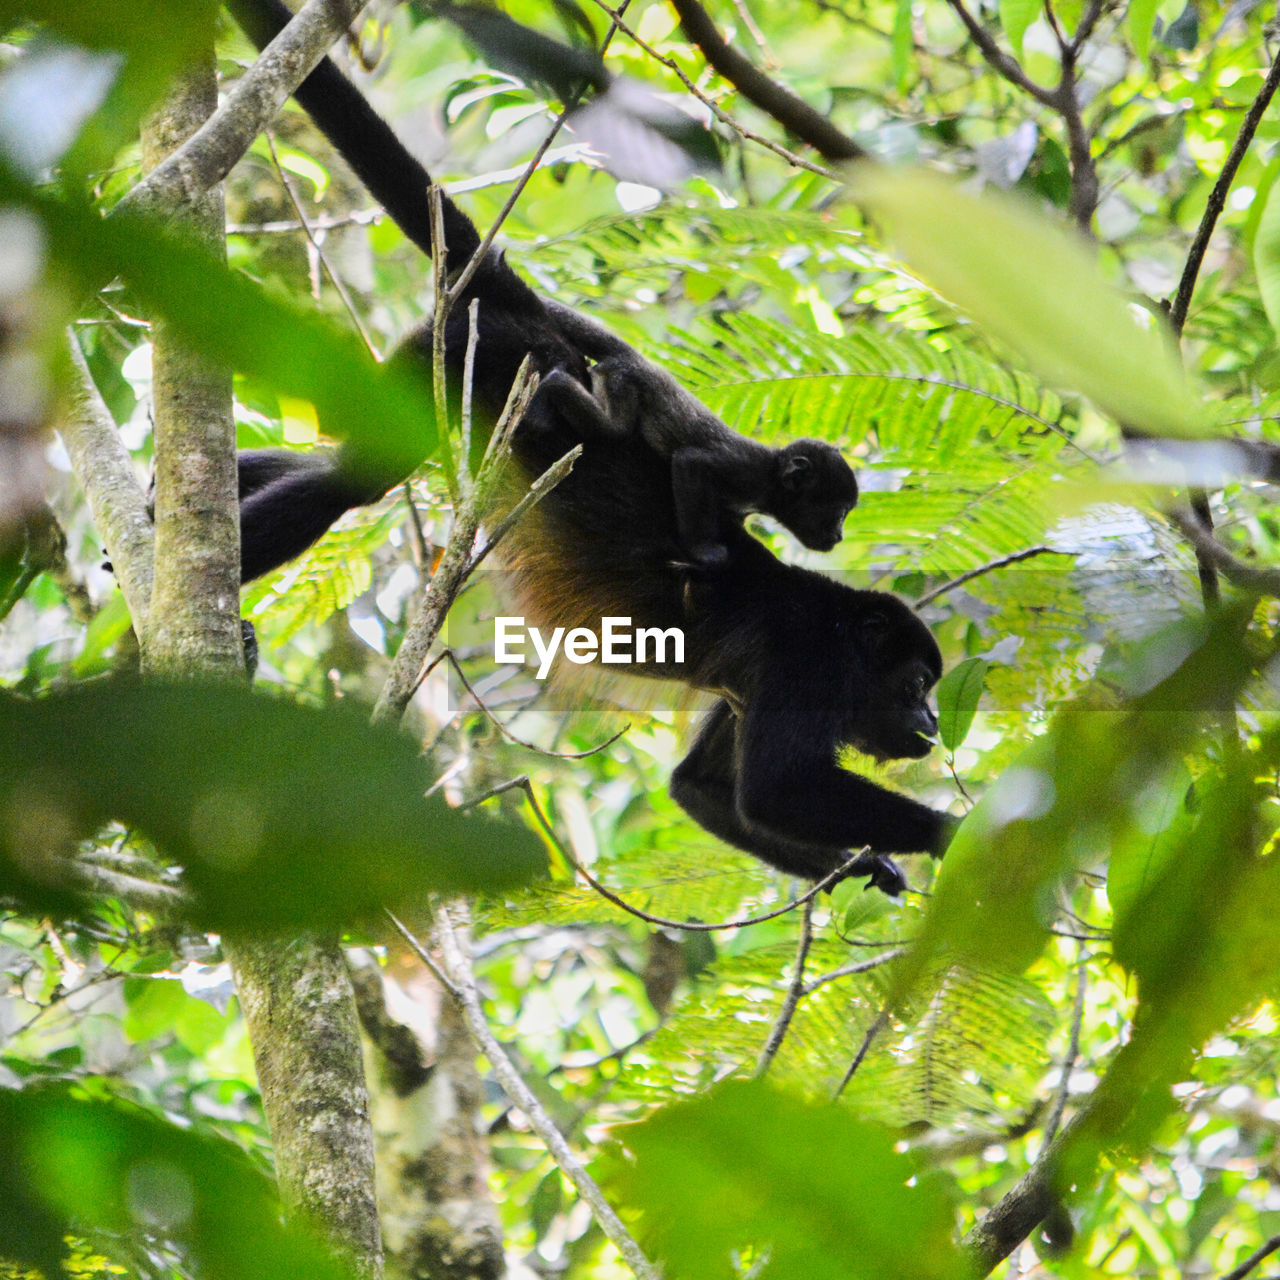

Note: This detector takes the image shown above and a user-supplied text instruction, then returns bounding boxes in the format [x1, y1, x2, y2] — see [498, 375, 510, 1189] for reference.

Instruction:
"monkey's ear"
[779, 454, 813, 491]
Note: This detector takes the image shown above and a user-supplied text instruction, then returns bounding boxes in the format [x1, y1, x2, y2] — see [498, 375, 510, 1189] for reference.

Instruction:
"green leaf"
[999, 0, 1038, 57]
[6, 0, 220, 174]
[1253, 173, 1280, 340]
[895, 610, 1255, 1001]
[1, 164, 438, 484]
[855, 166, 1205, 437]
[935, 656, 987, 751]
[122, 977, 188, 1043]
[0, 681, 545, 930]
[891, 0, 913, 91]
[0, 1085, 353, 1280]
[1128, 0, 1159, 60]
[618, 1080, 965, 1280]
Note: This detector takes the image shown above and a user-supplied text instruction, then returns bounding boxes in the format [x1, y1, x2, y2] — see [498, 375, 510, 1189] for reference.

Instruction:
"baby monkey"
[543, 302, 859, 568]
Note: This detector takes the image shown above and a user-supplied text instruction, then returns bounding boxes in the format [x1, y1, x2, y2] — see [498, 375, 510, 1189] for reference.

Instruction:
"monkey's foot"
[846, 851, 907, 898]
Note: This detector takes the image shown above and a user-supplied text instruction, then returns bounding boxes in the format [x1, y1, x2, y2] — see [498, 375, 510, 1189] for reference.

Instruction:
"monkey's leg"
[238, 451, 385, 583]
[531, 368, 625, 441]
[669, 447, 735, 568]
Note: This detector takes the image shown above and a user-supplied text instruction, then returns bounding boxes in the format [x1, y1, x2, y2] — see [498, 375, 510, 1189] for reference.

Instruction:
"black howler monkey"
[225, 0, 958, 887]
[542, 301, 859, 567]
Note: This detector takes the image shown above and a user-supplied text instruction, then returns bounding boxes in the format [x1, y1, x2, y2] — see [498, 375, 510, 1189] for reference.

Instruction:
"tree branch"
[412, 903, 661, 1280]
[960, 1105, 1092, 1273]
[114, 0, 369, 223]
[63, 857, 188, 915]
[1170, 44, 1280, 334]
[667, 0, 867, 161]
[943, 0, 1057, 106]
[1222, 1235, 1280, 1280]
[62, 333, 155, 626]
[1167, 510, 1280, 598]
[585, 0, 842, 178]
[753, 897, 814, 1076]
[914, 546, 1058, 609]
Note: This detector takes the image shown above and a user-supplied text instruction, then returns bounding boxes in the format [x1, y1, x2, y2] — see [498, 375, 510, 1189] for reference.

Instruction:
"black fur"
[225, 0, 956, 885]
[544, 301, 858, 566]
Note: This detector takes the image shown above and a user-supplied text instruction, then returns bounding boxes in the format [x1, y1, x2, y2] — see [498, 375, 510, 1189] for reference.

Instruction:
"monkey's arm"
[670, 700, 907, 891]
[734, 668, 958, 858]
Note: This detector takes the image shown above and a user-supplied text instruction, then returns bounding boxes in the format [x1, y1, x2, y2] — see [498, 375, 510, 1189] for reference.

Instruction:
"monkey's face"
[787, 500, 857, 551]
[776, 441, 859, 551]
[847, 602, 943, 761]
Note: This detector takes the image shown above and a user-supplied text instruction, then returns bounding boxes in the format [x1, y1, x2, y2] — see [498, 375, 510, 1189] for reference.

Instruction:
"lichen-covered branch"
[136, 40, 383, 1278]
[115, 0, 369, 223]
[62, 334, 155, 627]
[228, 936, 383, 1278]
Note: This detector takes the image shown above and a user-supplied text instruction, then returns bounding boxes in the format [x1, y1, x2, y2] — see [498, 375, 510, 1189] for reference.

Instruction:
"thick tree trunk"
[230, 936, 384, 1278]
[138, 52, 243, 679]
[137, 36, 383, 1279]
[353, 955, 507, 1280]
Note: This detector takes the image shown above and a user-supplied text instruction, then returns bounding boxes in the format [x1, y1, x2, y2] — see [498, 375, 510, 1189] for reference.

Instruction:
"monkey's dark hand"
[846, 851, 908, 897]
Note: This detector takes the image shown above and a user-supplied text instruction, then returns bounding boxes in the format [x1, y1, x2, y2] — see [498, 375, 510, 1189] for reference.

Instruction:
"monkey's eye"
[902, 676, 927, 702]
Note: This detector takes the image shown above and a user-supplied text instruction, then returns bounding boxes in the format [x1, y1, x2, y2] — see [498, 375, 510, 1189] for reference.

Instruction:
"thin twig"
[265, 130, 380, 358]
[428, 185, 460, 502]
[385, 908, 464, 998]
[402, 480, 433, 570]
[1170, 44, 1280, 334]
[476, 775, 872, 931]
[441, 648, 629, 759]
[1069, 0, 1108, 54]
[833, 1005, 889, 1098]
[913, 546, 1058, 609]
[447, 104, 577, 305]
[476, 357, 539, 487]
[1043, 947, 1087, 1145]
[753, 898, 815, 1076]
[800, 948, 906, 996]
[229, 208, 384, 234]
[466, 444, 580, 575]
[427, 902, 661, 1280]
[372, 376, 568, 724]
[460, 298, 480, 475]
[730, 0, 773, 60]
[447, 2, 633, 305]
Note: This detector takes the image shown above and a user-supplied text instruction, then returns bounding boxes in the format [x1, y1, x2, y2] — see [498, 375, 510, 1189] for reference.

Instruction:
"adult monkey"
[226, 0, 959, 889]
